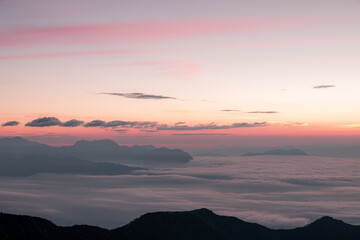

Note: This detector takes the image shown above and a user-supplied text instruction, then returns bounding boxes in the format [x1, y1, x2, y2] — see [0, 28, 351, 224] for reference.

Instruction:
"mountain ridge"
[0, 137, 192, 164]
[1, 209, 359, 240]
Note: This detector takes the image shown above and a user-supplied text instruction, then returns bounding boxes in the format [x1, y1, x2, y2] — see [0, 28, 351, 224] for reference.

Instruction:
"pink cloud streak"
[0, 17, 316, 47]
[231, 38, 360, 48]
[0, 49, 144, 60]
[125, 60, 204, 80]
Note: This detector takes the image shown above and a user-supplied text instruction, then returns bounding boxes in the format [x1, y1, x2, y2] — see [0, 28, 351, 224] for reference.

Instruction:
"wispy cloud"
[99, 92, 176, 100]
[0, 17, 314, 47]
[230, 38, 360, 48]
[202, 100, 218, 103]
[313, 85, 336, 89]
[0, 49, 143, 60]
[113, 129, 129, 133]
[271, 121, 308, 127]
[172, 133, 230, 136]
[339, 124, 360, 128]
[222, 110, 279, 114]
[140, 129, 158, 133]
[1, 121, 20, 127]
[162, 110, 196, 114]
[157, 122, 267, 131]
[221, 109, 241, 112]
[247, 111, 278, 114]
[125, 60, 203, 80]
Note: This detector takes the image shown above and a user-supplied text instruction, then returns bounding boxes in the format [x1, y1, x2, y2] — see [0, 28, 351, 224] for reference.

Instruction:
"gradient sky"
[1, 0, 360, 146]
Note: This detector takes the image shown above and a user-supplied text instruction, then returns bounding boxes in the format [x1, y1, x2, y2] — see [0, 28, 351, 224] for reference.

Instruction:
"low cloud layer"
[221, 109, 241, 112]
[100, 92, 176, 100]
[2, 121, 20, 127]
[157, 122, 267, 130]
[313, 85, 336, 89]
[0, 155, 359, 229]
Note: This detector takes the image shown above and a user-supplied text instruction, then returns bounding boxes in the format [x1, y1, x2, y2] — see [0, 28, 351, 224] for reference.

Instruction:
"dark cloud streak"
[100, 92, 176, 100]
[2, 121, 20, 126]
[313, 85, 336, 89]
[26, 117, 85, 127]
[24, 117, 268, 132]
[247, 111, 278, 114]
[62, 119, 84, 127]
[172, 133, 230, 136]
[83, 120, 106, 127]
[157, 122, 267, 131]
[84, 120, 158, 129]
[25, 117, 62, 127]
[221, 109, 241, 112]
[106, 120, 157, 129]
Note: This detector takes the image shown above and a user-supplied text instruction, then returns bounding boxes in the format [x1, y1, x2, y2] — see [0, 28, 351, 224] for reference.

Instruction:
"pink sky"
[1, 0, 360, 146]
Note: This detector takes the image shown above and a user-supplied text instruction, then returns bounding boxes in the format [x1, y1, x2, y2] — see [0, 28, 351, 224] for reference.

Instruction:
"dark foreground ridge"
[1, 209, 359, 240]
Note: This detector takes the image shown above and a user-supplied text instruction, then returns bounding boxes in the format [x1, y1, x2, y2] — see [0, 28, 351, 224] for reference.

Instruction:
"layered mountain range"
[0, 137, 192, 176]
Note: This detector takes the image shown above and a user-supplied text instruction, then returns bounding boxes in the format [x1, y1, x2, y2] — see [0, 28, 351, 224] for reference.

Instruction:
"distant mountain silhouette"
[0, 137, 192, 165]
[242, 148, 308, 156]
[0, 137, 52, 154]
[189, 144, 360, 158]
[60, 140, 192, 164]
[0, 152, 141, 177]
[295, 145, 360, 158]
[1, 209, 360, 240]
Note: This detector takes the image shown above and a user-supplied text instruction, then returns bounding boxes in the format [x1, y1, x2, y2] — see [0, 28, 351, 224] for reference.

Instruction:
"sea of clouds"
[1, 155, 360, 229]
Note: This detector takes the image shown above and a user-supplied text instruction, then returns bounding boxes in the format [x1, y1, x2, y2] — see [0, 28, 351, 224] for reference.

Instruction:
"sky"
[1, 0, 360, 146]
[1, 1, 360, 229]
